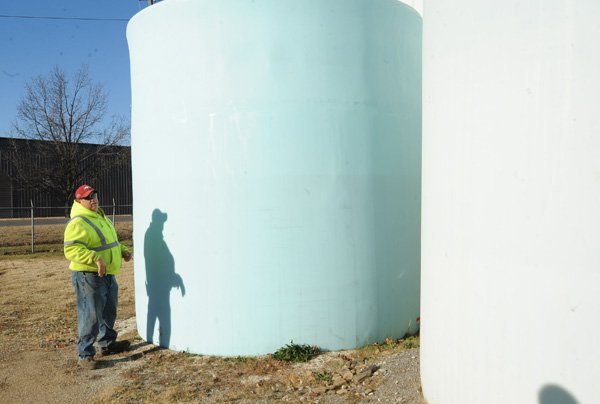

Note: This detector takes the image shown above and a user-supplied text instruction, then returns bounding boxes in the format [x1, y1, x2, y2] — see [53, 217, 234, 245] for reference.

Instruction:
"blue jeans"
[71, 271, 119, 358]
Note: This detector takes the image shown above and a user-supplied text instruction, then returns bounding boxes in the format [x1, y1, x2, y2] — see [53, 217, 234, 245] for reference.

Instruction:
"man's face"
[78, 192, 98, 212]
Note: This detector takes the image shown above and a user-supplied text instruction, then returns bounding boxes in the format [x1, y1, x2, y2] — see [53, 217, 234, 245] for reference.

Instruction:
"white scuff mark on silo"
[208, 112, 218, 179]
[178, 101, 188, 124]
[229, 111, 244, 173]
[233, 111, 255, 175]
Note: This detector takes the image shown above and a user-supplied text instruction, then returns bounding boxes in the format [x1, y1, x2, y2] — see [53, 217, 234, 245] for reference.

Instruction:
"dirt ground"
[0, 256, 424, 403]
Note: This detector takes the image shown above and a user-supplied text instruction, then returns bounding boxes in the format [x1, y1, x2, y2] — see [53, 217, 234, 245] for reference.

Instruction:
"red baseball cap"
[75, 184, 96, 199]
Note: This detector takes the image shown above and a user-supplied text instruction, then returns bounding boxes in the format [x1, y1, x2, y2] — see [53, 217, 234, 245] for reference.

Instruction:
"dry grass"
[0, 256, 137, 403]
[0, 221, 132, 257]
[98, 340, 420, 403]
[0, 254, 422, 403]
[0, 257, 136, 350]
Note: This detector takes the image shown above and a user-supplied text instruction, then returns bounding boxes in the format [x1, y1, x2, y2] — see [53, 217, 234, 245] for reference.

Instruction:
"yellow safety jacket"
[63, 201, 129, 275]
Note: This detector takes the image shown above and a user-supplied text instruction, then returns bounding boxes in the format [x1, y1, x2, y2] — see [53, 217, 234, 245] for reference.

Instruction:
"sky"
[0, 0, 152, 138]
[0, 0, 423, 140]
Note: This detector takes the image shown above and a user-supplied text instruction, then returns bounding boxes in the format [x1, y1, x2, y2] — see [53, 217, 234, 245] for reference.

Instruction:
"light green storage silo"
[127, 0, 421, 355]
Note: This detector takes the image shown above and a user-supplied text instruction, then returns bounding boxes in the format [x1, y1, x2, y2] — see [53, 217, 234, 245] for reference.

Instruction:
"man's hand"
[122, 251, 132, 262]
[96, 258, 107, 277]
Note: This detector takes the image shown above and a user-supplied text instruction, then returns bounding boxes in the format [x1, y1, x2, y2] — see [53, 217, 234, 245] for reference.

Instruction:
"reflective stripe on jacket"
[63, 201, 129, 275]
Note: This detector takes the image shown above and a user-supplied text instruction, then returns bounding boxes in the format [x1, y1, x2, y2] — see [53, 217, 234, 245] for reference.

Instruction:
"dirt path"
[0, 257, 136, 403]
[0, 257, 424, 403]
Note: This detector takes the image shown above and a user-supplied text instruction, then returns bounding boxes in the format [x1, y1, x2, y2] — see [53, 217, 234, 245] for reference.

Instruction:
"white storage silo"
[422, 1, 600, 403]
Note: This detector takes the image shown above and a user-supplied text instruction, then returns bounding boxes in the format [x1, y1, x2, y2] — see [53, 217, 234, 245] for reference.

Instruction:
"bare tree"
[7, 65, 130, 208]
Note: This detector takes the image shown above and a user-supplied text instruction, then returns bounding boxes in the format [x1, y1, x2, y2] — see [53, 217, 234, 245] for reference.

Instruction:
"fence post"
[30, 200, 35, 254]
[112, 198, 116, 223]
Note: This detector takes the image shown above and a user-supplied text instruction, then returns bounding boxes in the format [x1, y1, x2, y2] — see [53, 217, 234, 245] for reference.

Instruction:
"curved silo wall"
[422, 1, 600, 403]
[128, 0, 422, 356]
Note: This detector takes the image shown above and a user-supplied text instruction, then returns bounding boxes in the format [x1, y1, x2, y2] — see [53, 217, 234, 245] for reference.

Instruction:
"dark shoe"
[78, 356, 97, 370]
[100, 340, 131, 356]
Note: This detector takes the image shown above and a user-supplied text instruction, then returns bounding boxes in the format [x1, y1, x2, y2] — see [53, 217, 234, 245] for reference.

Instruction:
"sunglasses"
[83, 192, 98, 200]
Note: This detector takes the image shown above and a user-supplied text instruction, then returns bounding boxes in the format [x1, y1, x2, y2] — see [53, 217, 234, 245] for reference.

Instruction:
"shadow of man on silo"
[144, 208, 186, 348]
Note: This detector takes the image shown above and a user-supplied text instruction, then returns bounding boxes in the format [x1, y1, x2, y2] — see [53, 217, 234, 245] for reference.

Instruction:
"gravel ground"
[366, 349, 424, 403]
[1, 257, 425, 403]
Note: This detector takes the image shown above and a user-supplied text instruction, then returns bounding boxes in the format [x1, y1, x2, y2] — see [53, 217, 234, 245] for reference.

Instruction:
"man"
[64, 184, 132, 369]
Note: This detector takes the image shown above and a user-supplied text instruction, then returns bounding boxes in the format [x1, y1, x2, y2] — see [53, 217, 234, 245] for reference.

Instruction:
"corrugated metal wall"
[0, 173, 13, 218]
[0, 137, 132, 218]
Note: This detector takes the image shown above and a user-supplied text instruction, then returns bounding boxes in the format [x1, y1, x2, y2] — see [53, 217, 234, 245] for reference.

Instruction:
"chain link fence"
[0, 199, 132, 219]
[0, 201, 132, 253]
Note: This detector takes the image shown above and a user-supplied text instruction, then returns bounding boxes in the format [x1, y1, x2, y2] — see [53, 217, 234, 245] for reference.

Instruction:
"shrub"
[272, 341, 320, 362]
